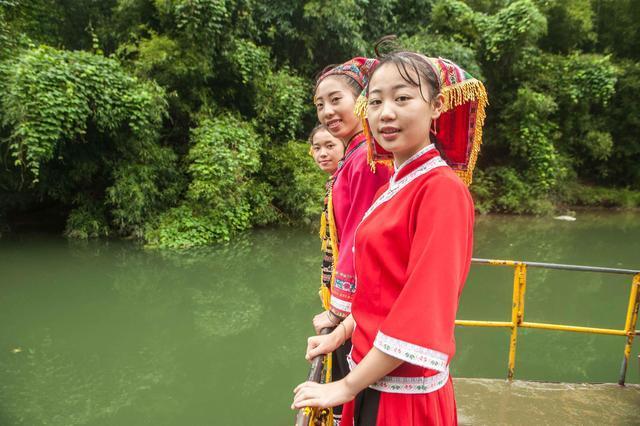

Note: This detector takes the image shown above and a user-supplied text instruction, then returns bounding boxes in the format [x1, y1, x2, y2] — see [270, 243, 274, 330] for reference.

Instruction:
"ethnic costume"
[342, 58, 488, 425]
[323, 132, 391, 425]
[315, 58, 392, 425]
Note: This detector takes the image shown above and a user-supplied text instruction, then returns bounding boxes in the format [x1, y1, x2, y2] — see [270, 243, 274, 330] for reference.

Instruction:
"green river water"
[0, 212, 638, 425]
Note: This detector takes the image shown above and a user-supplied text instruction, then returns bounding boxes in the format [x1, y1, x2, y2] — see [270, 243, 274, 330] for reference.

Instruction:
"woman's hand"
[312, 311, 336, 334]
[291, 380, 356, 410]
[306, 330, 342, 361]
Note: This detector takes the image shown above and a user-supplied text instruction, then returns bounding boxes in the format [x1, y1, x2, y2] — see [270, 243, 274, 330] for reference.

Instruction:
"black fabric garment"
[331, 339, 352, 418]
[354, 387, 381, 425]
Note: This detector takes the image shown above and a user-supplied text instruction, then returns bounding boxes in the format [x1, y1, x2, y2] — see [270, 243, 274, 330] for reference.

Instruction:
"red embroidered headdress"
[354, 56, 488, 186]
[315, 57, 379, 92]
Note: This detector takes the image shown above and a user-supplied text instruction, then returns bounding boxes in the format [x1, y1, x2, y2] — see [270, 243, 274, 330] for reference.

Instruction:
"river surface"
[0, 212, 638, 425]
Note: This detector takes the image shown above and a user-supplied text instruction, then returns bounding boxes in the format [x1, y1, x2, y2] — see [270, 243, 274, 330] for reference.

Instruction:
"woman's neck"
[394, 141, 433, 168]
[343, 129, 364, 150]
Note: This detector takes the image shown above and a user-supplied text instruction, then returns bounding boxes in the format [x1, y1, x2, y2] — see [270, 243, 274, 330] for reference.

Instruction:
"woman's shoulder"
[418, 166, 472, 201]
[344, 143, 392, 179]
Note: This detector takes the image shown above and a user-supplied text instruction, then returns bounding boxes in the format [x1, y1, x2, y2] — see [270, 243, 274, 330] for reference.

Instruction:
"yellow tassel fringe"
[442, 79, 488, 186]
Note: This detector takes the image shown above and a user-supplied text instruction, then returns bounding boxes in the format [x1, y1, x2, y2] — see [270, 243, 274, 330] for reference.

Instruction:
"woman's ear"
[431, 93, 445, 120]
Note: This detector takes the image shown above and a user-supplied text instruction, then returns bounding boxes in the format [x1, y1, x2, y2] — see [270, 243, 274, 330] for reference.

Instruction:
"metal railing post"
[507, 263, 526, 380]
[618, 273, 640, 385]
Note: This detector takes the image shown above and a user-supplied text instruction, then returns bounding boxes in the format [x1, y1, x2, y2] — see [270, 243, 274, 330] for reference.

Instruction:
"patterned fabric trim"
[374, 331, 448, 372]
[390, 144, 436, 185]
[347, 355, 449, 394]
[362, 155, 448, 222]
[330, 296, 352, 314]
[334, 277, 356, 294]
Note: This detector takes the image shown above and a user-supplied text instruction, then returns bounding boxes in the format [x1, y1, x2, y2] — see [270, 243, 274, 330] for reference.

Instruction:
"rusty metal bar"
[455, 320, 512, 328]
[619, 274, 640, 385]
[472, 258, 639, 275]
[507, 264, 526, 380]
[520, 322, 627, 336]
[462, 259, 639, 383]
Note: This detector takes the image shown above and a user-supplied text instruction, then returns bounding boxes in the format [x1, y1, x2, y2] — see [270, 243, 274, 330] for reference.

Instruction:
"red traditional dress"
[341, 144, 473, 425]
[339, 57, 488, 425]
[329, 132, 391, 319]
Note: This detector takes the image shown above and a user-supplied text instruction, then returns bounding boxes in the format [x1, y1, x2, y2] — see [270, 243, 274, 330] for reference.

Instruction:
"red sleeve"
[374, 173, 474, 371]
[330, 158, 391, 318]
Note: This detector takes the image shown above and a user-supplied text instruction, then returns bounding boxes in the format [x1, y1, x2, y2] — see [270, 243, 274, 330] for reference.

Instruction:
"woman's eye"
[315, 103, 323, 109]
[368, 99, 381, 106]
[396, 95, 410, 102]
[331, 97, 341, 103]
[327, 144, 334, 149]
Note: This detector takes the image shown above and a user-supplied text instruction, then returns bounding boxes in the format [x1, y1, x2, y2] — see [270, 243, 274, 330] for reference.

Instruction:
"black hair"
[307, 123, 327, 145]
[371, 35, 448, 162]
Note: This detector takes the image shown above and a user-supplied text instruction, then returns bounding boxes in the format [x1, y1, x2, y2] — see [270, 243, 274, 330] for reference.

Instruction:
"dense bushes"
[0, 0, 639, 247]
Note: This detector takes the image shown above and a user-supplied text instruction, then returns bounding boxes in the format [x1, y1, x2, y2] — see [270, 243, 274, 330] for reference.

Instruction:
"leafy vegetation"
[1, 0, 638, 246]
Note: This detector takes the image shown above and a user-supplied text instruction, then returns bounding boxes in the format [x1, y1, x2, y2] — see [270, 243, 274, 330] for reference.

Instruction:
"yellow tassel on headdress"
[354, 91, 368, 119]
[441, 79, 488, 186]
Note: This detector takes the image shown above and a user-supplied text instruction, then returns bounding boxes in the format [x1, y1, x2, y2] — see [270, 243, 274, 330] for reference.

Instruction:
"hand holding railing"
[294, 327, 333, 426]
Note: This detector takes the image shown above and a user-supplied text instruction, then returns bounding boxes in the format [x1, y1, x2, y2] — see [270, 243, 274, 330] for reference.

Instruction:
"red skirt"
[340, 377, 457, 426]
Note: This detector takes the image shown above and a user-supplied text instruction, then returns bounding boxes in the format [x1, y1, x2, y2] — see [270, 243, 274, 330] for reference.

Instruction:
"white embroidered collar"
[362, 154, 448, 222]
[391, 144, 436, 186]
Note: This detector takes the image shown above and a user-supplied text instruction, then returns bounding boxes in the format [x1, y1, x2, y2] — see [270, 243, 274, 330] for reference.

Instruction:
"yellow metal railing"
[457, 258, 640, 385]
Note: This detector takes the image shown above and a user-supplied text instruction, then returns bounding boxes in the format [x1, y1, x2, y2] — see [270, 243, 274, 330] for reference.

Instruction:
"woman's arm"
[292, 347, 402, 409]
[305, 315, 355, 360]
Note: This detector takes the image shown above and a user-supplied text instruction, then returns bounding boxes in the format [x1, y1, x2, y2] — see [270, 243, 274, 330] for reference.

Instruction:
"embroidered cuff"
[330, 295, 352, 317]
[347, 353, 450, 394]
[374, 331, 448, 372]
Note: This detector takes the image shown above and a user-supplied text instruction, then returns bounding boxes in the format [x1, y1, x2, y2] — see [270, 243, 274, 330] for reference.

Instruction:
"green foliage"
[254, 68, 311, 141]
[64, 199, 110, 239]
[0, 44, 177, 238]
[560, 183, 640, 209]
[593, 0, 640, 61]
[401, 33, 484, 79]
[146, 114, 278, 248]
[499, 86, 562, 193]
[539, 0, 595, 52]
[430, 0, 481, 45]
[227, 38, 271, 86]
[1, 0, 640, 244]
[172, 0, 230, 44]
[302, 0, 366, 63]
[480, 0, 547, 63]
[106, 145, 181, 238]
[603, 61, 640, 187]
[0, 46, 166, 180]
[472, 167, 554, 214]
[262, 141, 325, 223]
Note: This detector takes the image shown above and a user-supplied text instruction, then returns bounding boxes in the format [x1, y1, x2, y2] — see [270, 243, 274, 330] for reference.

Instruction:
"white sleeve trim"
[330, 295, 352, 314]
[374, 330, 448, 372]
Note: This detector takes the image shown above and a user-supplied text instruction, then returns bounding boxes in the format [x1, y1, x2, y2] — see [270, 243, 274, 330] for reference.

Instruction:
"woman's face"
[367, 62, 443, 165]
[311, 128, 345, 174]
[314, 76, 362, 142]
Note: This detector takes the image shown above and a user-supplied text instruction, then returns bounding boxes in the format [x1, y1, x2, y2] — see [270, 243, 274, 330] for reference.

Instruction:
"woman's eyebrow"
[369, 84, 410, 95]
[317, 90, 342, 100]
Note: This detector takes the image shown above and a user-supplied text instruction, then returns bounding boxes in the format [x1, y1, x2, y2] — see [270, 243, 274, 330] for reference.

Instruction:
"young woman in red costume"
[310, 58, 392, 424]
[293, 48, 488, 425]
[309, 124, 345, 175]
